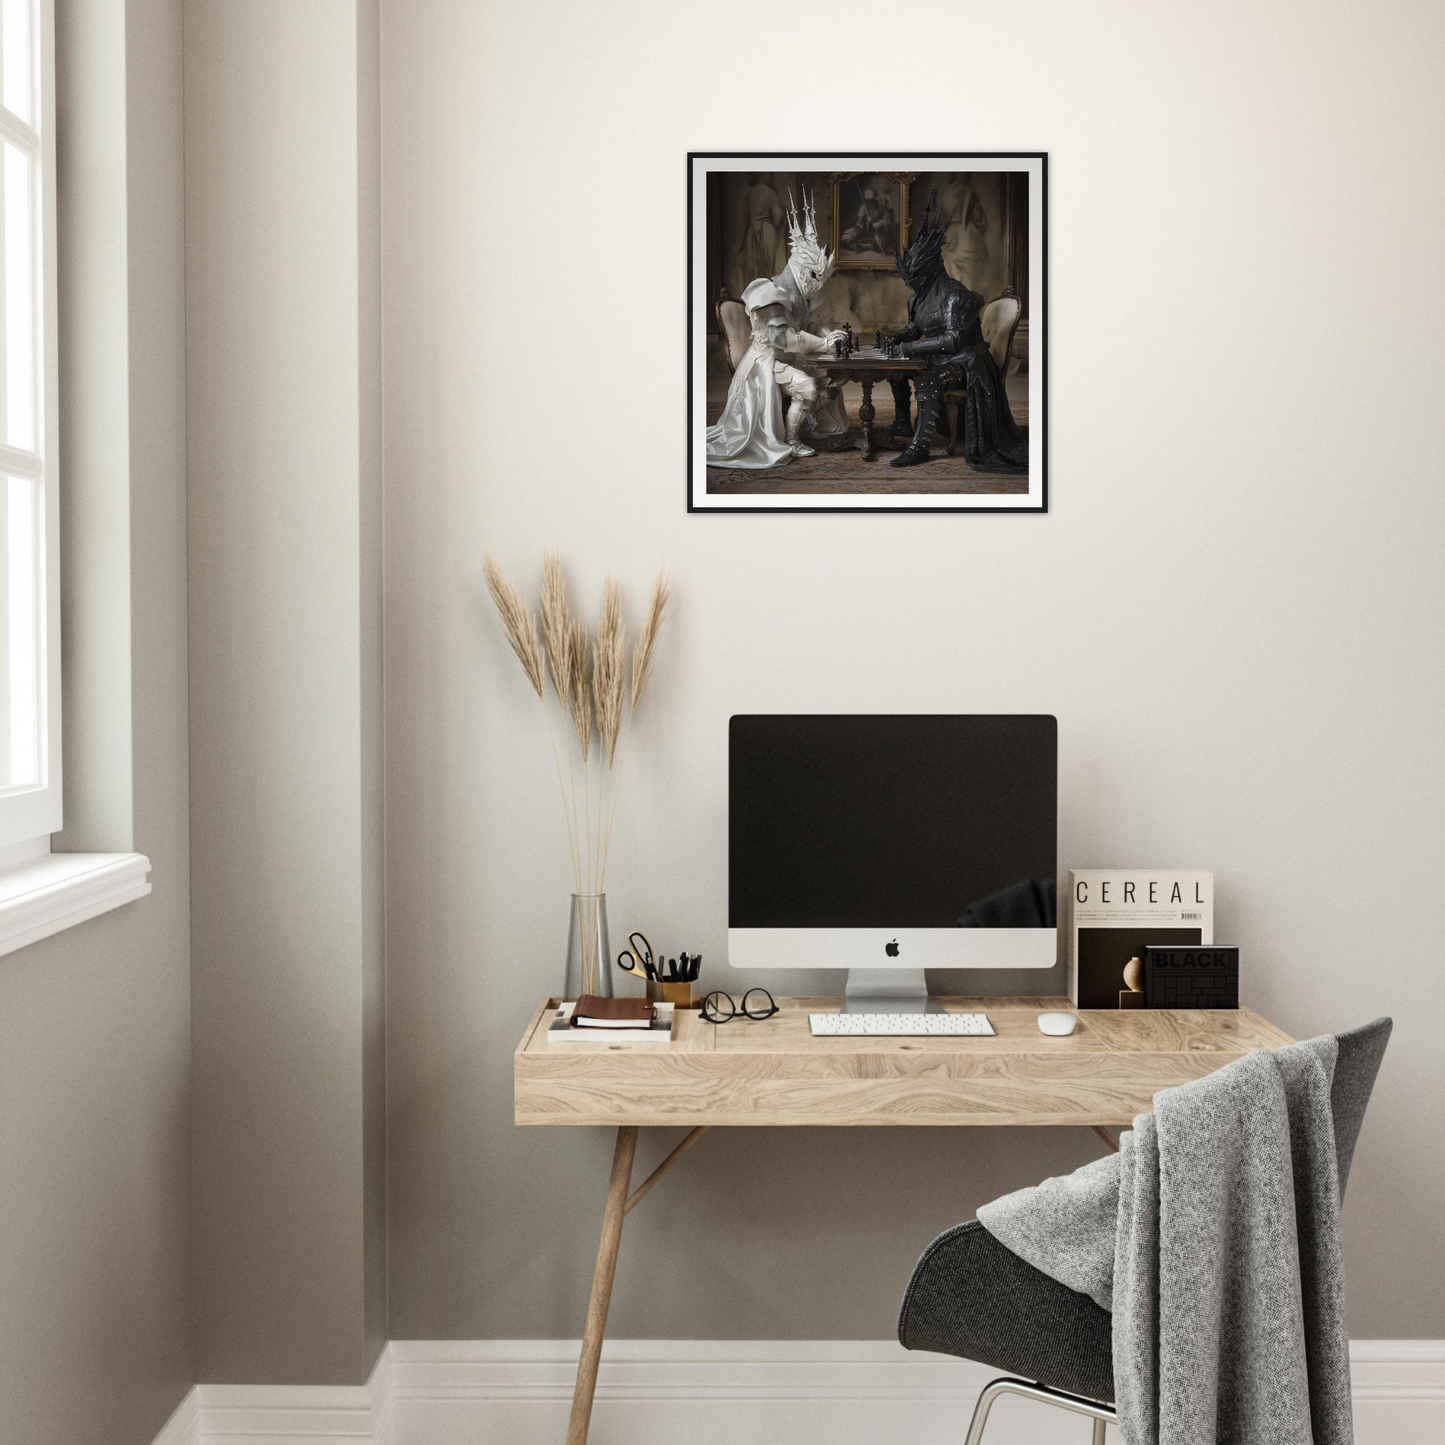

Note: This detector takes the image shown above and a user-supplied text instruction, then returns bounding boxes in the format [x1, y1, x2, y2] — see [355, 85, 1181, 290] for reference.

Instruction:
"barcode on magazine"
[1181, 911, 1203, 920]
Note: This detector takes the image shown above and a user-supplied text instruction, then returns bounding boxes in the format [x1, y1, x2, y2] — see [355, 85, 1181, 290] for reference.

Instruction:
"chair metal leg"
[963, 1377, 1117, 1445]
[961, 1379, 1006, 1445]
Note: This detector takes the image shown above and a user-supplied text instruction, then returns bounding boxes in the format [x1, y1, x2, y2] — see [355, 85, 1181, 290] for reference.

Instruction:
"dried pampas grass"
[483, 552, 669, 918]
[631, 568, 669, 710]
[567, 618, 593, 761]
[540, 550, 572, 706]
[483, 555, 544, 700]
[593, 578, 625, 766]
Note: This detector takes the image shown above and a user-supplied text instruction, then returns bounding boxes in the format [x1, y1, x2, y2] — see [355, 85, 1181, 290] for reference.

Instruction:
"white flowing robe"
[706, 282, 849, 470]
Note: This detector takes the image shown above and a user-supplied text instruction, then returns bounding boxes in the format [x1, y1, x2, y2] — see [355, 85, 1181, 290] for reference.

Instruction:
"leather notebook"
[571, 995, 657, 1028]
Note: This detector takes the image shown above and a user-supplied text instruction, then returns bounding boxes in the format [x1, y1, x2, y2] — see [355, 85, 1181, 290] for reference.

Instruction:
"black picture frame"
[688, 151, 1048, 515]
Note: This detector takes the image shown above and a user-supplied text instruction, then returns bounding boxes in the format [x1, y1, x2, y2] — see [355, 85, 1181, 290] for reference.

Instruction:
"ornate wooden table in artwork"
[809, 349, 924, 460]
[514, 995, 1294, 1445]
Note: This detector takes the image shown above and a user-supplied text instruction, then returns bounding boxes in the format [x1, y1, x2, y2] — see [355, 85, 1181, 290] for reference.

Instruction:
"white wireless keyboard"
[808, 1012, 994, 1037]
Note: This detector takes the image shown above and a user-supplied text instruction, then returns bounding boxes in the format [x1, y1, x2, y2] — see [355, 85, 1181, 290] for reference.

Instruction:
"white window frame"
[0, 0, 150, 955]
[0, 0, 59, 853]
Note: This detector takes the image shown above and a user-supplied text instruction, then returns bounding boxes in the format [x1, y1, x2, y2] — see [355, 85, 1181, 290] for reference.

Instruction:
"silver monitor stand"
[840, 967, 942, 1014]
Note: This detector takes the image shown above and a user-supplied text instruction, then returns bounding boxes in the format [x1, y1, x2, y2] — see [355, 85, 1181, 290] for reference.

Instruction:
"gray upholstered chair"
[898, 1018, 1392, 1444]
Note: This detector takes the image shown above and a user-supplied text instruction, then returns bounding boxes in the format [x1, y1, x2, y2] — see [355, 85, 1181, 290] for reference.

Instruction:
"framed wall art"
[688, 152, 1047, 514]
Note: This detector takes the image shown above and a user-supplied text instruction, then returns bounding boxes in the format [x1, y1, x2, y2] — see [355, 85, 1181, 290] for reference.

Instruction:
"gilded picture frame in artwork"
[828, 171, 915, 269]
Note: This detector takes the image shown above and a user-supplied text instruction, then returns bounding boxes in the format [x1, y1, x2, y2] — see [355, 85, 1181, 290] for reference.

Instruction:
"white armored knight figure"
[706, 190, 852, 468]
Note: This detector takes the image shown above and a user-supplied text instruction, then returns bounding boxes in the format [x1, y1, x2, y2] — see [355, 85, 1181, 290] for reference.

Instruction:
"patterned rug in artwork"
[703, 397, 1029, 495]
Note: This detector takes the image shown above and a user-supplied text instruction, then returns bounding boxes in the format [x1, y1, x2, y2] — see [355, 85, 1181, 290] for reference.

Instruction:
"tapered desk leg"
[566, 1125, 638, 1445]
[1091, 1126, 1120, 1153]
[859, 379, 876, 460]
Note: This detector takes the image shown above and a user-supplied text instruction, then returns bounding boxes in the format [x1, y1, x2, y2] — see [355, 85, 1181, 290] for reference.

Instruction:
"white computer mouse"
[1037, 1011, 1078, 1036]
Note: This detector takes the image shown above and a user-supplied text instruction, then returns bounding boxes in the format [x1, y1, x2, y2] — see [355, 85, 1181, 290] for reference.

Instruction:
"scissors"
[616, 931, 657, 982]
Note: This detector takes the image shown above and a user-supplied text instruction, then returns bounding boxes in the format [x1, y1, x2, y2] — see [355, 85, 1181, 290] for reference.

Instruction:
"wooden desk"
[514, 995, 1293, 1444]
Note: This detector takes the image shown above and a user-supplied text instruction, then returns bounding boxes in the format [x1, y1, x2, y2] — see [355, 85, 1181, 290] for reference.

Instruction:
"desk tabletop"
[514, 996, 1293, 1128]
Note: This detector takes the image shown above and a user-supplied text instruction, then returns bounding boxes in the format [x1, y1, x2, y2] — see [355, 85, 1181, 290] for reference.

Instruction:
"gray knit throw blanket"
[977, 1038, 1353, 1445]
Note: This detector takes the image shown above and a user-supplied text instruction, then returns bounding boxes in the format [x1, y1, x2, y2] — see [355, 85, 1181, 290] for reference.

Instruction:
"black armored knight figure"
[884, 190, 1029, 472]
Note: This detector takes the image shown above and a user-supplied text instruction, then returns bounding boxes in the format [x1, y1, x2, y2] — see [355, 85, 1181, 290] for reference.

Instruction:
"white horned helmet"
[786, 188, 835, 299]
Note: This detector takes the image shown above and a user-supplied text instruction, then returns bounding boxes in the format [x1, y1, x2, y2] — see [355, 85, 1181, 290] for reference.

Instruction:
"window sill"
[0, 852, 152, 958]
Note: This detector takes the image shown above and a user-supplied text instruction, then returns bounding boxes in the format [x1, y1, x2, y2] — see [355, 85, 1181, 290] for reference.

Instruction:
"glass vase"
[564, 893, 612, 1001]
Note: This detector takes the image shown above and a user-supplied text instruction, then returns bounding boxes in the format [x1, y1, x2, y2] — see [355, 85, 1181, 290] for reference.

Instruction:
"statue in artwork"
[934, 172, 992, 291]
[707, 190, 852, 468]
[883, 189, 1029, 472]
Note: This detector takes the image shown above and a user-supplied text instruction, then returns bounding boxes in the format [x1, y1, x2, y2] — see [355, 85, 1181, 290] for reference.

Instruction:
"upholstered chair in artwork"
[715, 288, 753, 375]
[944, 287, 1023, 457]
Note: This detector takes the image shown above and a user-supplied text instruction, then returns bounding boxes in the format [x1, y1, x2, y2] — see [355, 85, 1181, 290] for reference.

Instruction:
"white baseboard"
[150, 1385, 200, 1445]
[151, 1338, 1445, 1445]
[150, 1353, 394, 1445]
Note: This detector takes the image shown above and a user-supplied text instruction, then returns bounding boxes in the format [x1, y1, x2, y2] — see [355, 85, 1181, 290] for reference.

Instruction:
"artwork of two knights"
[705, 172, 1030, 474]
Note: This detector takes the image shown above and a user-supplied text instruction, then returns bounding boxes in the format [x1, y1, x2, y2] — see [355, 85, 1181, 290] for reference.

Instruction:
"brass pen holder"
[647, 979, 694, 1009]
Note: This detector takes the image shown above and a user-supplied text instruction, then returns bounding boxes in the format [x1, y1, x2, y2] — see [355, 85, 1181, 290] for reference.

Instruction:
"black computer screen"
[728, 715, 1057, 929]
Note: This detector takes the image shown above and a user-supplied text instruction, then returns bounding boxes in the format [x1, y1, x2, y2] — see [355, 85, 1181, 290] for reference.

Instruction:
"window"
[0, 0, 57, 855]
[0, 0, 149, 951]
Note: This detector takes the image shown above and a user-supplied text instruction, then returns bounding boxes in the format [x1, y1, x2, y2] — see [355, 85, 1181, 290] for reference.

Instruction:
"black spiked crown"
[895, 186, 947, 284]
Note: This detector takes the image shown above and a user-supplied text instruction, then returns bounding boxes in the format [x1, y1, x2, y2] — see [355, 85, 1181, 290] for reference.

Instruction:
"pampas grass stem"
[483, 555, 544, 699]
[631, 568, 669, 711]
[600, 568, 669, 888]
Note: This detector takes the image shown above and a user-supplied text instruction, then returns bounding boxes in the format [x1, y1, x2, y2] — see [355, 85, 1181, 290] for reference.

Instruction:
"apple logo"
[885, 939, 900, 957]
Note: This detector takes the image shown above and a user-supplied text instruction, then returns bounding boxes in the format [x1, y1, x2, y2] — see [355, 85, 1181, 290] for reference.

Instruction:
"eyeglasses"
[700, 988, 778, 1023]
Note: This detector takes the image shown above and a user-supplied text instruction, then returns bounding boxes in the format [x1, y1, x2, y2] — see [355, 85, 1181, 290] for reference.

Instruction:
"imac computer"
[728, 714, 1058, 1013]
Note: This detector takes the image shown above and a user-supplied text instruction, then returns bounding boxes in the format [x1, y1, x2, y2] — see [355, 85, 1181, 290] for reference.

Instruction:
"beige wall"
[186, 0, 385, 1386]
[382, 0, 1445, 1344]
[0, 2, 193, 1443]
